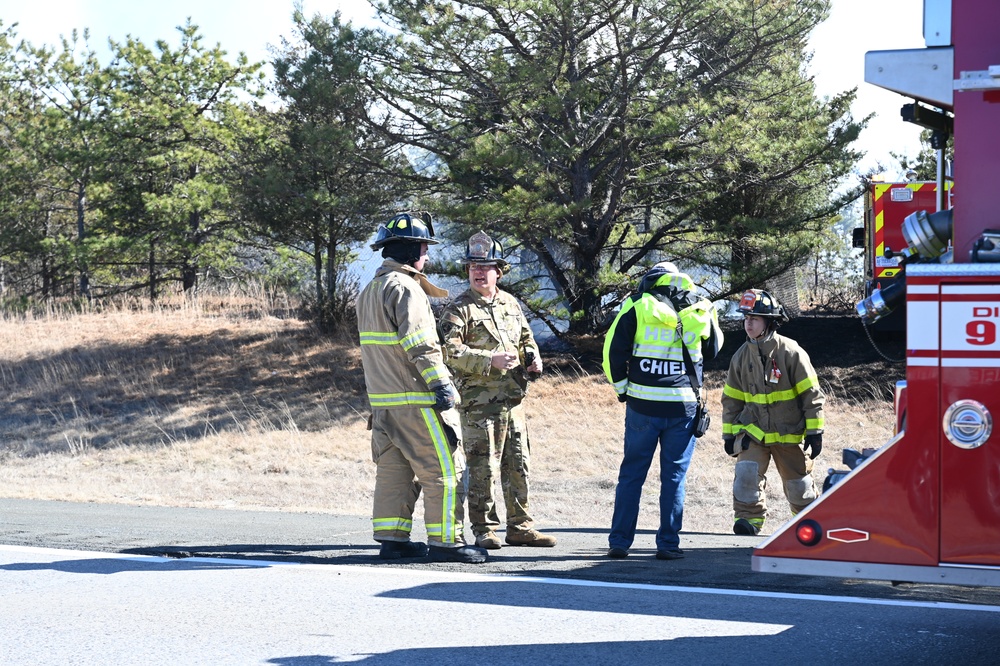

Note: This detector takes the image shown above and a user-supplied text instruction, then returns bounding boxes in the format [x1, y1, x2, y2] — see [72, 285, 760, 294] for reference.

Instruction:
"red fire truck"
[855, 181, 952, 333]
[753, 0, 1000, 587]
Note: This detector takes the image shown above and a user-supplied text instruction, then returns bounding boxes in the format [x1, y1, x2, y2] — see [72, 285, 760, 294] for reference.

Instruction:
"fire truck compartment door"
[938, 282, 1000, 565]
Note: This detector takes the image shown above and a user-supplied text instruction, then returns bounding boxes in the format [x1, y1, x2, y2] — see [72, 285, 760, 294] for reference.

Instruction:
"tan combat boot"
[505, 528, 557, 547]
[475, 531, 503, 549]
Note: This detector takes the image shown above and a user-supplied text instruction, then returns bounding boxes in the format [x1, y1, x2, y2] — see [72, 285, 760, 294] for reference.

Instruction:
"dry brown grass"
[0, 300, 895, 537]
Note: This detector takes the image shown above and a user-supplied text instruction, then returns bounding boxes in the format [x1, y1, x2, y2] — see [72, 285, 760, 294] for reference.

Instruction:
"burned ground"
[558, 315, 907, 405]
[709, 315, 907, 403]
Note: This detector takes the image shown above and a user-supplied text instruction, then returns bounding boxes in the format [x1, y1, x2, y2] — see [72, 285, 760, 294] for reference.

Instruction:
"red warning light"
[795, 519, 823, 547]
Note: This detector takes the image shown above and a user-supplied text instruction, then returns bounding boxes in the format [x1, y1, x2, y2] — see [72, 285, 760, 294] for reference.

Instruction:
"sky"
[1, 0, 927, 179]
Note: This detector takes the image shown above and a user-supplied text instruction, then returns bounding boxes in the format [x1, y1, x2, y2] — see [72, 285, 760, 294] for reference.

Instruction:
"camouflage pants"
[460, 402, 533, 535]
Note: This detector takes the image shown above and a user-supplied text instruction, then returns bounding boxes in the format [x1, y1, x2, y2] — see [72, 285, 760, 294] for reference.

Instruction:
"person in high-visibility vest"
[356, 212, 488, 564]
[602, 261, 723, 560]
[721, 289, 825, 536]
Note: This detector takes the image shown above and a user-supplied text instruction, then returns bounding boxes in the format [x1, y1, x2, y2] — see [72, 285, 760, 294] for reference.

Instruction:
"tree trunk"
[76, 181, 90, 298]
[730, 235, 760, 294]
[181, 261, 198, 292]
[182, 208, 201, 293]
[568, 252, 605, 335]
[149, 240, 158, 302]
[313, 229, 325, 307]
[41, 211, 52, 299]
[41, 255, 51, 299]
[326, 215, 337, 304]
[182, 165, 201, 293]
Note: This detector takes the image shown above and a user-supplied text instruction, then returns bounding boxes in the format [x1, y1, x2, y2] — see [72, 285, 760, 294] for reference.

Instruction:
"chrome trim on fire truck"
[955, 66, 1000, 92]
[908, 264, 1000, 276]
[751, 556, 1000, 588]
[942, 284, 1000, 294]
[943, 399, 992, 449]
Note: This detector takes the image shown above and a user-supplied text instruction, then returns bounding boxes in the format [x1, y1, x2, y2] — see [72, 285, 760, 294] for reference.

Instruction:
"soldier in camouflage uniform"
[438, 231, 557, 549]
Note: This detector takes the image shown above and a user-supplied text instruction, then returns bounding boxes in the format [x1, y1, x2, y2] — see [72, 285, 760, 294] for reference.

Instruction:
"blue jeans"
[609, 406, 696, 552]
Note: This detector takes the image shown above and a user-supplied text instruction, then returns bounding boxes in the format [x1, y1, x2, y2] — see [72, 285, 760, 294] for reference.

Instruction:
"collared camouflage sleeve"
[438, 300, 494, 376]
[438, 289, 535, 409]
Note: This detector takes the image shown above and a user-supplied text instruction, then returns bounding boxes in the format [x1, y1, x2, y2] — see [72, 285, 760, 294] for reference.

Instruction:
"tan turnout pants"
[732, 435, 817, 520]
[370, 406, 467, 547]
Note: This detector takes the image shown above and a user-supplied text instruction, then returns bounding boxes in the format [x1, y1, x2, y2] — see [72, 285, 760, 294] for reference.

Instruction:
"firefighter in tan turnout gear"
[438, 231, 556, 550]
[721, 289, 825, 536]
[356, 212, 487, 564]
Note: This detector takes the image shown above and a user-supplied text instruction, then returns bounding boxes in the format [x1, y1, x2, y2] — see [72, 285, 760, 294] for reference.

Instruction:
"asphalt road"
[5, 542, 1000, 665]
[2, 498, 999, 608]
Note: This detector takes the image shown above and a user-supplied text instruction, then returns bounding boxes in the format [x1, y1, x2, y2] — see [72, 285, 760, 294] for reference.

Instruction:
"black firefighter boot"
[427, 544, 489, 564]
[379, 540, 429, 560]
[733, 518, 761, 536]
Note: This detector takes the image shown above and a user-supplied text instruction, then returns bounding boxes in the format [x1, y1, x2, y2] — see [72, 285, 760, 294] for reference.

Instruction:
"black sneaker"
[655, 549, 685, 560]
[733, 518, 761, 536]
[607, 547, 629, 559]
[427, 545, 488, 564]
[379, 540, 428, 560]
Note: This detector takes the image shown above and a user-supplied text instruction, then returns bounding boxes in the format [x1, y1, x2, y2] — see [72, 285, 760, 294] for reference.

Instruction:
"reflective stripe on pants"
[370, 407, 466, 546]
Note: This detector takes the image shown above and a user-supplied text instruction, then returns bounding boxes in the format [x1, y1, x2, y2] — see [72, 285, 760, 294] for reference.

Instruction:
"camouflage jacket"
[438, 288, 539, 411]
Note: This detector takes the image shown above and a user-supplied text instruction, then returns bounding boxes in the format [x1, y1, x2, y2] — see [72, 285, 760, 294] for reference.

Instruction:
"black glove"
[617, 392, 627, 403]
[803, 433, 823, 460]
[433, 383, 458, 411]
[723, 436, 737, 457]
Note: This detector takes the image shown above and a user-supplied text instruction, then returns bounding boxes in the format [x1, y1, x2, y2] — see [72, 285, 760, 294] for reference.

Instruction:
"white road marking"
[6, 543, 999, 615]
